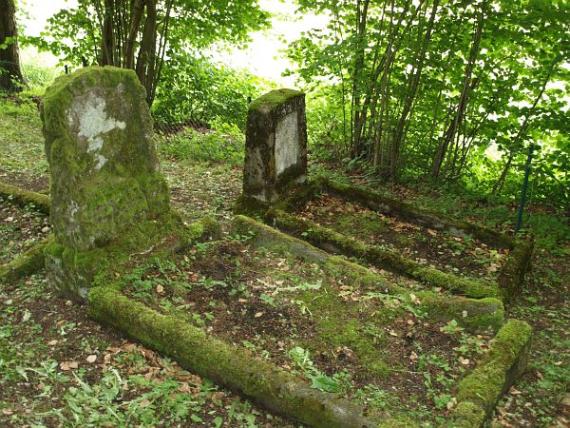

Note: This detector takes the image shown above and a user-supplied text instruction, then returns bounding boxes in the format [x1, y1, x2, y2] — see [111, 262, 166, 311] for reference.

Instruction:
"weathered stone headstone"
[243, 89, 307, 203]
[42, 66, 172, 298]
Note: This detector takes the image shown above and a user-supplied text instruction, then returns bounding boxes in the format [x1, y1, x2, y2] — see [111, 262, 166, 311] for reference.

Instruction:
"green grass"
[0, 96, 47, 177]
[157, 121, 244, 166]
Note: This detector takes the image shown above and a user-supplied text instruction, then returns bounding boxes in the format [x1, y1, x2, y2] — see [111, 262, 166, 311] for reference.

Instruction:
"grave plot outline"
[231, 88, 534, 425]
[257, 176, 534, 305]
[0, 81, 534, 428]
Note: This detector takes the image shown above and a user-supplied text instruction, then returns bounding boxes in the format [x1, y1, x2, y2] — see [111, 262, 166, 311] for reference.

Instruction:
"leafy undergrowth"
[0, 270, 293, 427]
[121, 238, 494, 424]
[298, 191, 507, 282]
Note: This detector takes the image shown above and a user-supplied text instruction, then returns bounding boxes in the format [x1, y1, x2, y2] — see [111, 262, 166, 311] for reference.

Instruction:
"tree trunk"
[0, 0, 24, 92]
[350, 0, 370, 158]
[136, 0, 157, 104]
[100, 0, 116, 66]
[431, 5, 486, 180]
[124, 0, 145, 68]
[387, 0, 440, 180]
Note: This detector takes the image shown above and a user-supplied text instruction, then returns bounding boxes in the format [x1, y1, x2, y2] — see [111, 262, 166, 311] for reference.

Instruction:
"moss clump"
[267, 209, 500, 300]
[448, 401, 486, 428]
[419, 295, 504, 332]
[336, 211, 388, 237]
[298, 289, 393, 378]
[233, 194, 269, 217]
[0, 180, 50, 214]
[45, 214, 218, 300]
[88, 286, 380, 428]
[233, 214, 330, 263]
[451, 319, 532, 425]
[0, 237, 52, 282]
[249, 88, 304, 113]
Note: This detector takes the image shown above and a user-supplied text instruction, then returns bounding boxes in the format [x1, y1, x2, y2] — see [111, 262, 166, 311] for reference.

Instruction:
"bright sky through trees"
[20, 0, 328, 85]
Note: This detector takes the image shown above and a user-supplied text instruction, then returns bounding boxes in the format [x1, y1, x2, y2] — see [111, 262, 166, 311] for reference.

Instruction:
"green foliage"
[288, 346, 350, 393]
[26, 0, 269, 68]
[158, 120, 244, 166]
[0, 95, 47, 176]
[21, 62, 58, 91]
[289, 0, 570, 209]
[153, 55, 269, 129]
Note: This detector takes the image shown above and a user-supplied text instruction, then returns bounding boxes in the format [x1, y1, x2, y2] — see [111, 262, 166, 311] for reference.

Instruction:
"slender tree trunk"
[0, 0, 24, 92]
[361, 1, 418, 150]
[351, 0, 370, 158]
[101, 0, 116, 66]
[431, 5, 486, 180]
[125, 0, 145, 68]
[136, 0, 157, 104]
[387, 0, 440, 180]
[149, 0, 174, 104]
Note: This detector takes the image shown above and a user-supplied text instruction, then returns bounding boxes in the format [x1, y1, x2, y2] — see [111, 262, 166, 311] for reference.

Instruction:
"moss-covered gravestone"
[243, 89, 307, 203]
[42, 66, 176, 299]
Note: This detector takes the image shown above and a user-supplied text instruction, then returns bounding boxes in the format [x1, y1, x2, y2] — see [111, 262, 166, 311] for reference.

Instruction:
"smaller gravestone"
[243, 89, 307, 203]
[42, 66, 172, 299]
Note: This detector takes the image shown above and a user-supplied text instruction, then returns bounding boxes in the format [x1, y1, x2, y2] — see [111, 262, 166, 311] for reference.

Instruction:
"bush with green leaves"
[153, 54, 271, 130]
[158, 119, 244, 166]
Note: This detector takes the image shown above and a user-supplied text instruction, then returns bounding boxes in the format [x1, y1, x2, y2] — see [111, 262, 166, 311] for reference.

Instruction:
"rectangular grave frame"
[258, 175, 534, 305]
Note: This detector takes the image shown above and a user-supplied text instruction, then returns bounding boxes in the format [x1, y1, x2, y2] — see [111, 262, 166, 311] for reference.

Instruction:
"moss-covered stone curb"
[0, 237, 52, 282]
[450, 319, 532, 427]
[0, 181, 50, 214]
[232, 215, 505, 332]
[498, 236, 534, 302]
[266, 209, 500, 300]
[88, 286, 382, 428]
[319, 177, 514, 249]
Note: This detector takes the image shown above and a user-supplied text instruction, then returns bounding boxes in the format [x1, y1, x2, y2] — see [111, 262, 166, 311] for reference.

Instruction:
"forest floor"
[0, 96, 568, 427]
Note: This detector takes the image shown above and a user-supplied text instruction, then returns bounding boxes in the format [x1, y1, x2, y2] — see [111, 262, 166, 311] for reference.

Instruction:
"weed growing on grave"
[288, 346, 351, 393]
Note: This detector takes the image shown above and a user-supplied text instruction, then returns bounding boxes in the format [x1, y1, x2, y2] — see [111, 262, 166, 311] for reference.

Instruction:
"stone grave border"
[232, 215, 532, 427]
[0, 183, 532, 427]
[237, 175, 534, 304]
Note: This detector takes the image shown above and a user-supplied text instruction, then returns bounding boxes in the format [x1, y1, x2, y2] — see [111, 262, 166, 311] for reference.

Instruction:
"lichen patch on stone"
[69, 93, 126, 157]
[275, 112, 300, 176]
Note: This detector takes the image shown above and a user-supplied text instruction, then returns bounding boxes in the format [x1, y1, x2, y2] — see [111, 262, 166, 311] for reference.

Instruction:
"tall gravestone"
[243, 89, 307, 203]
[42, 66, 172, 299]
